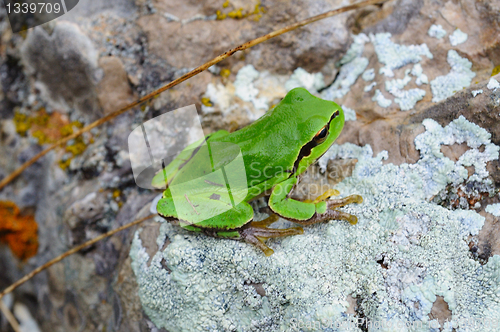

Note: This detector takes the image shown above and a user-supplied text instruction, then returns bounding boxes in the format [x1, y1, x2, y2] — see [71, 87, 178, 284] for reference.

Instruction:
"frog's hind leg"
[291, 207, 357, 226]
[240, 217, 303, 256]
[292, 194, 363, 226]
[326, 195, 363, 210]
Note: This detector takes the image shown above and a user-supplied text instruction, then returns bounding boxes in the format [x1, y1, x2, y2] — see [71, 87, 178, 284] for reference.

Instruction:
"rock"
[20, 21, 101, 118]
[96, 56, 135, 116]
[63, 0, 137, 20]
[130, 115, 499, 331]
[364, 0, 424, 35]
[138, 0, 351, 75]
[64, 192, 105, 229]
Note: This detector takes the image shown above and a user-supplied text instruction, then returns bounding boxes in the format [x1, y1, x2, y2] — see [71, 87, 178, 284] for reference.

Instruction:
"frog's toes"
[326, 194, 363, 210]
[312, 188, 340, 203]
[240, 224, 303, 256]
[327, 194, 362, 225]
[344, 213, 358, 225]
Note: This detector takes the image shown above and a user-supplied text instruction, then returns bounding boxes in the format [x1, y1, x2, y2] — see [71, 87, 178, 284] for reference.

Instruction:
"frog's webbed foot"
[295, 193, 363, 226]
[326, 194, 363, 210]
[240, 214, 303, 256]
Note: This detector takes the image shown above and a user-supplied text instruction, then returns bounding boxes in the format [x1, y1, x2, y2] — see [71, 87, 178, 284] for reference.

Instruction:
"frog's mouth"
[291, 110, 340, 175]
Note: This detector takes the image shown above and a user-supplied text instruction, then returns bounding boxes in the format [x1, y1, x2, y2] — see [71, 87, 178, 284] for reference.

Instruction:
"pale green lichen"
[394, 89, 426, 111]
[322, 57, 368, 101]
[411, 63, 429, 86]
[385, 69, 426, 111]
[372, 89, 392, 107]
[338, 33, 369, 65]
[430, 50, 476, 102]
[449, 29, 468, 46]
[322, 34, 369, 101]
[370, 32, 433, 77]
[341, 105, 357, 121]
[201, 65, 287, 121]
[428, 24, 447, 39]
[485, 203, 500, 217]
[364, 82, 376, 92]
[487, 78, 500, 91]
[385, 69, 412, 91]
[234, 65, 268, 111]
[131, 116, 500, 332]
[285, 68, 325, 93]
[362, 68, 375, 81]
[472, 89, 483, 97]
[202, 83, 233, 112]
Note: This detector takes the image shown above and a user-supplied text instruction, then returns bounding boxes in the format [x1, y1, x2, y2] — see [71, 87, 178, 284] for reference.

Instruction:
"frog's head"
[283, 87, 345, 176]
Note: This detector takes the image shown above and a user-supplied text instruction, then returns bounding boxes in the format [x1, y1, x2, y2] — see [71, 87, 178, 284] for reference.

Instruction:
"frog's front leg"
[268, 176, 363, 226]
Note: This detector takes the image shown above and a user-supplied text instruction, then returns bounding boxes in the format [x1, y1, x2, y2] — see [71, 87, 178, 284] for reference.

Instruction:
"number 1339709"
[5, 1, 63, 14]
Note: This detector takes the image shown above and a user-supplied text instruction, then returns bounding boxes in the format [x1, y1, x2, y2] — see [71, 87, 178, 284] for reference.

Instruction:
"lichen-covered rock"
[130, 117, 499, 331]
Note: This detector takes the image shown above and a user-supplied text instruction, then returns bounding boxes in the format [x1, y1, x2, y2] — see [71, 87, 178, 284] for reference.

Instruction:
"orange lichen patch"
[12, 109, 90, 169]
[59, 136, 90, 170]
[227, 8, 244, 19]
[201, 97, 213, 107]
[216, 1, 265, 21]
[65, 136, 87, 156]
[216, 10, 227, 20]
[0, 201, 38, 261]
[220, 68, 231, 78]
[14, 109, 85, 145]
[31, 111, 70, 144]
[112, 189, 121, 199]
[58, 158, 72, 170]
[492, 65, 500, 77]
[13, 112, 31, 136]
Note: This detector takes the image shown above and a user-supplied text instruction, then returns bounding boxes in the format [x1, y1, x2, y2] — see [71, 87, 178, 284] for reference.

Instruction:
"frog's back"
[211, 88, 335, 187]
[154, 88, 340, 197]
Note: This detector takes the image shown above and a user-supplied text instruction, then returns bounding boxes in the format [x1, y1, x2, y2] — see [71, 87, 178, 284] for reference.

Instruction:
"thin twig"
[0, 0, 387, 191]
[0, 214, 155, 301]
[0, 300, 21, 332]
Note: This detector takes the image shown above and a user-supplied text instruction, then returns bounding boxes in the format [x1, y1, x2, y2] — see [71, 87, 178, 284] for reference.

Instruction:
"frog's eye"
[314, 126, 328, 144]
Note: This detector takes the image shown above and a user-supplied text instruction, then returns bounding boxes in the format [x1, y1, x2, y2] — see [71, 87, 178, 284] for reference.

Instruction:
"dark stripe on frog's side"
[204, 179, 224, 187]
[291, 110, 340, 175]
